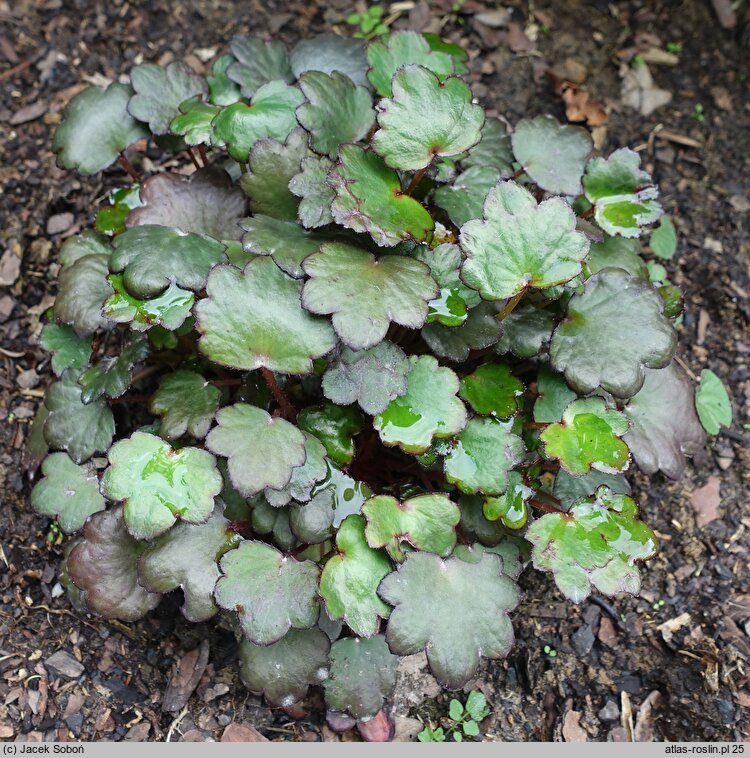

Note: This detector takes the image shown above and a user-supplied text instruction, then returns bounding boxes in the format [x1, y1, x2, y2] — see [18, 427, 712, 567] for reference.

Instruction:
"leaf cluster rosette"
[31, 26, 727, 723]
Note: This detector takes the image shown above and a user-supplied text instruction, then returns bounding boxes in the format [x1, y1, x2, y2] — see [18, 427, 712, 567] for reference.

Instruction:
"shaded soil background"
[1, 0, 748, 743]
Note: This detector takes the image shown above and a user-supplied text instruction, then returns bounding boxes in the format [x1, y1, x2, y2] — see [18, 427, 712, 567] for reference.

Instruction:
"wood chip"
[656, 129, 704, 148]
[220, 723, 269, 742]
[162, 640, 210, 713]
[10, 100, 47, 125]
[690, 476, 722, 528]
[657, 612, 691, 644]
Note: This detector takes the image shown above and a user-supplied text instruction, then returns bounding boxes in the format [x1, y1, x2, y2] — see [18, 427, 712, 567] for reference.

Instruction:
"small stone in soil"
[571, 624, 595, 656]
[44, 650, 85, 679]
[598, 700, 620, 721]
[615, 674, 642, 694]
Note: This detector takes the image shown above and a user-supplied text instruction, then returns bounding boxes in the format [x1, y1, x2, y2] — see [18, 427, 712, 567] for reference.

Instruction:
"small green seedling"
[692, 103, 705, 122]
[666, 42, 682, 55]
[346, 6, 388, 39]
[543, 644, 558, 658]
[418, 690, 490, 742]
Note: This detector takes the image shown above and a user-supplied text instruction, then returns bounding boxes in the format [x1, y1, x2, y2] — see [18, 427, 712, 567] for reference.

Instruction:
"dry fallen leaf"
[620, 63, 672, 116]
[691, 476, 721, 528]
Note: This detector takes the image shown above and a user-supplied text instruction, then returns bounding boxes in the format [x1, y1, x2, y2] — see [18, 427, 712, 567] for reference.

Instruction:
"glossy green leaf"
[103, 273, 194, 332]
[207, 54, 242, 106]
[458, 494, 509, 546]
[289, 156, 335, 228]
[195, 257, 337, 374]
[540, 398, 630, 475]
[110, 225, 226, 299]
[68, 507, 162, 621]
[226, 36, 293, 97]
[459, 363, 523, 418]
[52, 83, 149, 175]
[460, 181, 589, 300]
[462, 117, 514, 174]
[289, 488, 335, 544]
[149, 370, 220, 441]
[550, 268, 677, 398]
[31, 453, 105, 534]
[695, 369, 732, 435]
[53, 253, 114, 337]
[319, 514, 392, 637]
[553, 470, 631, 510]
[526, 487, 658, 602]
[649, 216, 677, 259]
[214, 541, 320, 644]
[206, 403, 306, 497]
[239, 127, 312, 220]
[40, 324, 92, 376]
[533, 364, 577, 423]
[511, 115, 592, 196]
[322, 341, 409, 416]
[126, 167, 246, 240]
[298, 403, 362, 467]
[374, 355, 467, 454]
[102, 431, 222, 540]
[444, 417, 525, 495]
[239, 629, 330, 707]
[297, 71, 375, 158]
[362, 493, 460, 561]
[582, 148, 662, 238]
[290, 33, 369, 88]
[265, 432, 328, 507]
[482, 471, 531, 530]
[302, 242, 438, 349]
[622, 363, 705, 479]
[43, 370, 115, 464]
[316, 462, 373, 528]
[78, 333, 149, 403]
[95, 185, 143, 236]
[422, 302, 502, 362]
[422, 33, 469, 73]
[495, 305, 556, 359]
[128, 61, 206, 135]
[379, 552, 520, 688]
[367, 31, 455, 97]
[251, 500, 296, 550]
[372, 65, 483, 171]
[588, 235, 648, 279]
[329, 145, 434, 246]
[138, 505, 240, 622]
[212, 81, 304, 162]
[169, 96, 221, 146]
[325, 635, 399, 719]
[434, 166, 502, 227]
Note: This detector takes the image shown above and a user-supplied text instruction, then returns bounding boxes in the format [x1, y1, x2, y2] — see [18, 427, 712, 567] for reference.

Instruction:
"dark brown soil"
[1, 0, 748, 743]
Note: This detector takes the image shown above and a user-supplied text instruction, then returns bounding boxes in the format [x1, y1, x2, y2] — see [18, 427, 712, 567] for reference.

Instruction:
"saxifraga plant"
[28, 29, 732, 729]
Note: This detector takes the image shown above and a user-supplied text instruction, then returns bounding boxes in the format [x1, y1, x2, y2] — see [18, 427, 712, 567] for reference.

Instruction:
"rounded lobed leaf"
[68, 507, 162, 622]
[296, 71, 375, 158]
[443, 417, 526, 495]
[297, 403, 361, 467]
[372, 65, 484, 171]
[549, 267, 677, 398]
[265, 432, 328, 507]
[77, 333, 149, 404]
[290, 33, 369, 88]
[103, 274, 194, 332]
[623, 363, 706, 479]
[483, 471, 531, 530]
[459, 363, 523, 418]
[214, 541, 320, 645]
[196, 257, 337, 374]
[533, 364, 577, 423]
[511, 115, 592, 196]
[322, 341, 409, 416]
[52, 83, 149, 175]
[495, 305, 556, 359]
[239, 629, 330, 707]
[319, 514, 392, 638]
[422, 301, 502, 362]
[362, 493, 460, 561]
[553, 470, 631, 510]
[227, 36, 293, 98]
[102, 431, 221, 540]
[138, 504, 240, 622]
[540, 397, 630, 476]
[325, 635, 399, 719]
[149, 370, 221, 441]
[43, 370, 115, 464]
[128, 61, 207, 135]
[126, 167, 246, 240]
[211, 81, 303, 163]
[39, 324, 92, 377]
[301, 242, 438, 351]
[459, 181, 589, 301]
[378, 551, 520, 689]
[374, 355, 467, 454]
[289, 156, 335, 229]
[525, 486, 658, 602]
[53, 253, 114, 337]
[206, 403, 306, 497]
[367, 31, 455, 97]
[31, 453, 105, 534]
[329, 145, 434, 247]
[170, 96, 222, 146]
